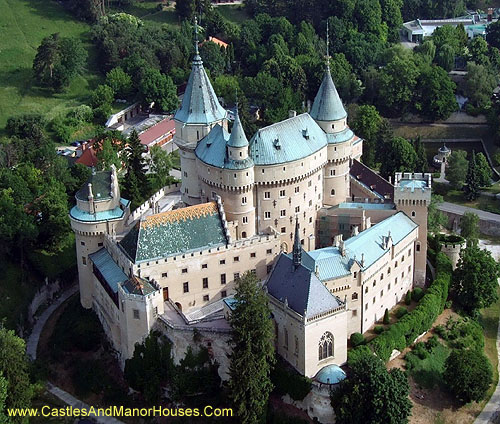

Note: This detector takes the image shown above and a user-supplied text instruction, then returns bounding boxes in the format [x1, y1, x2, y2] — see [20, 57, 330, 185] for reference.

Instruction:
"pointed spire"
[194, 16, 199, 55]
[293, 218, 301, 270]
[227, 105, 248, 148]
[326, 19, 330, 71]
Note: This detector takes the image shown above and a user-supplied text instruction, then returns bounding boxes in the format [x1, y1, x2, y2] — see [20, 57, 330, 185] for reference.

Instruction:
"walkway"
[437, 202, 500, 223]
[26, 284, 79, 360]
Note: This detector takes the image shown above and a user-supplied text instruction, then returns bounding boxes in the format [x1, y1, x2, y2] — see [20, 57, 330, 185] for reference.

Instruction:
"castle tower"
[220, 109, 256, 239]
[174, 19, 227, 205]
[69, 166, 130, 308]
[393, 172, 432, 286]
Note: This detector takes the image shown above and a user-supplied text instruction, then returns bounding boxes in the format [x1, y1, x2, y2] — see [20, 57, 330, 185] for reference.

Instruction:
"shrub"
[374, 325, 385, 334]
[271, 359, 312, 401]
[383, 308, 390, 325]
[350, 332, 365, 347]
[70, 105, 93, 122]
[425, 335, 439, 351]
[434, 325, 447, 339]
[414, 342, 429, 359]
[412, 287, 425, 302]
[395, 307, 408, 319]
[405, 290, 412, 305]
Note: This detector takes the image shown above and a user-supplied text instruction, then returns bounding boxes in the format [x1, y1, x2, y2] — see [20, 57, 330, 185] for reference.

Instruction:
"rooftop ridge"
[141, 202, 218, 228]
[255, 112, 310, 133]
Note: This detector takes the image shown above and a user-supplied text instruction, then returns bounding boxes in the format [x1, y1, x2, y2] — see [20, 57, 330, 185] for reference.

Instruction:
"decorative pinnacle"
[326, 20, 330, 70]
[194, 16, 199, 55]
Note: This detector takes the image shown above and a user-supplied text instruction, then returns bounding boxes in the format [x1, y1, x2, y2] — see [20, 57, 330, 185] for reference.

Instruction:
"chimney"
[365, 217, 372, 229]
[340, 240, 346, 257]
[88, 183, 94, 213]
[289, 110, 297, 118]
[361, 253, 365, 267]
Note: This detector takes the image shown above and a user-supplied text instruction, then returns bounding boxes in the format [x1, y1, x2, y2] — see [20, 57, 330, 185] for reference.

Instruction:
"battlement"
[394, 172, 432, 190]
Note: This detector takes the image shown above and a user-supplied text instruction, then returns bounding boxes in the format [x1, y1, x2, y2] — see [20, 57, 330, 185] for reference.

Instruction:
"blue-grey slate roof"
[266, 253, 343, 318]
[89, 248, 128, 293]
[398, 179, 428, 192]
[248, 113, 327, 165]
[227, 111, 248, 148]
[310, 68, 347, 122]
[174, 54, 226, 124]
[326, 127, 354, 144]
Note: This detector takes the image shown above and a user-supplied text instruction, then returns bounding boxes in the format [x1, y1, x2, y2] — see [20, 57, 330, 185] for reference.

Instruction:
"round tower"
[69, 166, 130, 308]
[174, 20, 227, 206]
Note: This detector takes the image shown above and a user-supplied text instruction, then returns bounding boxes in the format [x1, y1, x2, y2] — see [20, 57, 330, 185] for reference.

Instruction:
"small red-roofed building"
[138, 118, 176, 152]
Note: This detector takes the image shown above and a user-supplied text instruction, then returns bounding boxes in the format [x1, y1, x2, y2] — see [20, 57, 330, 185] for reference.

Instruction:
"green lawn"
[392, 123, 493, 140]
[408, 343, 450, 389]
[0, 0, 101, 131]
[216, 4, 250, 24]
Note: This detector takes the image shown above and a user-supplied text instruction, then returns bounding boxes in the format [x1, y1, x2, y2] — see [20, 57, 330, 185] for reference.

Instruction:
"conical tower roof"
[227, 109, 248, 148]
[310, 67, 347, 122]
[174, 22, 226, 125]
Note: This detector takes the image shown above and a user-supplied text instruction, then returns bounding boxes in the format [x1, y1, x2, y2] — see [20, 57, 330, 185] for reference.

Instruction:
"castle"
[69, 34, 431, 408]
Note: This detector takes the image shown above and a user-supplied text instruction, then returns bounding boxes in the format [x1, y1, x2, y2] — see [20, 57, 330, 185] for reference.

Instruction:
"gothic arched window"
[318, 332, 334, 360]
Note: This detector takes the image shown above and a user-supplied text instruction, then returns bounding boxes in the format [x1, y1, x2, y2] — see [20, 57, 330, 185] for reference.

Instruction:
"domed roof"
[439, 144, 450, 154]
[314, 364, 346, 385]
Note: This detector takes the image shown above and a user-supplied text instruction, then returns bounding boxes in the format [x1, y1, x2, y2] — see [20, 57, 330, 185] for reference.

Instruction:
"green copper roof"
[227, 110, 248, 148]
[310, 68, 347, 122]
[196, 124, 254, 170]
[122, 276, 157, 296]
[119, 202, 228, 263]
[76, 171, 113, 201]
[248, 113, 327, 165]
[174, 54, 226, 125]
[89, 248, 128, 293]
[326, 127, 354, 144]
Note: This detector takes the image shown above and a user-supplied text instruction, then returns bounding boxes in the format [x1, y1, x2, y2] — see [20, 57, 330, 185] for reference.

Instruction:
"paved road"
[26, 285, 79, 360]
[438, 202, 500, 223]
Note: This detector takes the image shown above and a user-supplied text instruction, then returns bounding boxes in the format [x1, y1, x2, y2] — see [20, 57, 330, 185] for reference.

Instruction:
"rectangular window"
[203, 278, 208, 289]
[309, 217, 312, 223]
[279, 189, 286, 197]
[154, 306, 158, 316]
[266, 249, 272, 254]
[365, 286, 368, 293]
[408, 265, 411, 272]
[234, 256, 239, 262]
[82, 256, 87, 265]
[183, 282, 189, 293]
[308, 180, 312, 187]
[98, 242, 103, 247]
[354, 272, 357, 278]
[220, 259, 225, 265]
[264, 211, 271, 219]
[234, 272, 240, 281]
[280, 209, 286, 217]
[281, 227, 286, 234]
[202, 264, 207, 269]
[295, 186, 299, 193]
[162, 272, 168, 278]
[388, 283, 391, 290]
[264, 191, 271, 199]
[221, 290, 227, 298]
[221, 274, 226, 285]
[183, 171, 188, 177]
[241, 196, 247, 205]
[330, 169, 335, 176]
[365, 303, 368, 310]
[182, 268, 188, 274]
[80, 241, 85, 246]
[133, 309, 140, 319]
[295, 206, 300, 213]
[250, 252, 256, 258]
[372, 296, 376, 304]
[203, 295, 209, 302]
[380, 290, 384, 297]
[408, 248, 411, 256]
[242, 216, 248, 224]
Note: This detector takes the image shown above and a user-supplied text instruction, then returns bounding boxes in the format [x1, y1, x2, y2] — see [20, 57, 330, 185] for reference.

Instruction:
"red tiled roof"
[208, 36, 228, 48]
[139, 118, 176, 146]
[350, 159, 394, 201]
[76, 147, 98, 168]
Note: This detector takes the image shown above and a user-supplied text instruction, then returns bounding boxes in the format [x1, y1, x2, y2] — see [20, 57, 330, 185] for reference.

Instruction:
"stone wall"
[28, 279, 61, 325]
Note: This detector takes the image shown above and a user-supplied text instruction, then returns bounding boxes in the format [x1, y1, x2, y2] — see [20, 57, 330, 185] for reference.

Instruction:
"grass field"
[0, 0, 101, 131]
[216, 4, 250, 24]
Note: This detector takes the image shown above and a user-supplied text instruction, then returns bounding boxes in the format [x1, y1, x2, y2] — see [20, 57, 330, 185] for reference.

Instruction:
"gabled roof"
[174, 54, 226, 125]
[310, 67, 347, 122]
[350, 159, 394, 201]
[266, 253, 343, 318]
[119, 202, 228, 263]
[248, 113, 327, 165]
[75, 147, 98, 167]
[139, 118, 175, 146]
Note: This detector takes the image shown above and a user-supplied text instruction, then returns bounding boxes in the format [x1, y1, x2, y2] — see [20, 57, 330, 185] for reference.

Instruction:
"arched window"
[242, 231, 247, 238]
[352, 292, 358, 300]
[331, 189, 335, 196]
[318, 332, 334, 360]
[411, 211, 416, 217]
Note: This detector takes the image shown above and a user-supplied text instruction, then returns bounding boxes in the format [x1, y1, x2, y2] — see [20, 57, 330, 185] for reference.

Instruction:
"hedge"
[354, 252, 453, 362]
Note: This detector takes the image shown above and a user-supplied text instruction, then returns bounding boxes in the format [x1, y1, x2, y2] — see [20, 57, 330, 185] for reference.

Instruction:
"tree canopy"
[459, 212, 479, 246]
[446, 150, 468, 190]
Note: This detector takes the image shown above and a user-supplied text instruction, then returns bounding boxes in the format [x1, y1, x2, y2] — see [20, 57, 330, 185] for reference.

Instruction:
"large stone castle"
[70, 36, 431, 420]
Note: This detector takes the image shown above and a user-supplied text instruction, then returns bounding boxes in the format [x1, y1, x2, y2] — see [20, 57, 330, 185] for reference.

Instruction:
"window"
[221, 290, 227, 298]
[380, 274, 384, 280]
[202, 264, 207, 269]
[266, 249, 272, 254]
[279, 189, 286, 197]
[133, 309, 140, 319]
[295, 186, 299, 193]
[98, 242, 103, 247]
[295, 336, 299, 355]
[162, 272, 168, 278]
[264, 211, 271, 219]
[251, 252, 256, 258]
[408, 249, 411, 256]
[203, 278, 208, 289]
[318, 332, 334, 360]
[308, 180, 312, 187]
[284, 328, 289, 349]
[352, 292, 358, 300]
[395, 277, 398, 284]
[309, 217, 312, 223]
[234, 272, 240, 281]
[203, 295, 209, 301]
[402, 255, 405, 262]
[281, 227, 286, 234]
[183, 282, 189, 293]
[318, 174, 321, 180]
[365, 303, 368, 310]
[242, 231, 247, 238]
[211, 191, 217, 199]
[182, 268, 188, 274]
[280, 209, 286, 217]
[234, 256, 240, 262]
[221, 274, 226, 285]
[295, 206, 300, 213]
[395, 261, 398, 268]
[388, 267, 391, 274]
[380, 290, 384, 297]
[242, 196, 247, 205]
[373, 280, 376, 287]
[365, 286, 368, 293]
[219, 259, 226, 265]
[183, 171, 188, 177]
[80, 241, 85, 246]
[309, 200, 312, 206]
[408, 265, 411, 272]
[388, 283, 391, 290]
[242, 216, 248, 224]
[330, 189, 335, 196]
[372, 296, 376, 304]
[402, 271, 405, 278]
[352, 309, 358, 317]
[411, 211, 416, 217]
[330, 169, 335, 176]
[264, 191, 271, 199]
[416, 243, 421, 252]
[354, 272, 357, 278]
[82, 256, 87, 265]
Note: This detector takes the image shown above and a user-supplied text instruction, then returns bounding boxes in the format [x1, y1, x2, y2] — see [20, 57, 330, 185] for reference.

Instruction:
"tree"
[125, 130, 149, 200]
[444, 349, 492, 404]
[90, 84, 114, 109]
[380, 0, 403, 42]
[476, 152, 492, 187]
[350, 105, 381, 168]
[175, 0, 196, 20]
[486, 19, 500, 49]
[465, 62, 497, 109]
[213, 75, 240, 105]
[138, 68, 178, 113]
[415, 64, 456, 120]
[331, 350, 412, 424]
[0, 372, 8, 424]
[428, 194, 447, 232]
[199, 42, 227, 77]
[228, 272, 275, 424]
[148, 145, 173, 192]
[383, 308, 390, 324]
[446, 150, 468, 189]
[464, 151, 480, 201]
[97, 137, 121, 171]
[468, 36, 489, 66]
[380, 137, 417, 180]
[0, 326, 33, 415]
[459, 212, 479, 246]
[105, 67, 133, 99]
[413, 137, 427, 172]
[435, 44, 455, 71]
[452, 244, 500, 316]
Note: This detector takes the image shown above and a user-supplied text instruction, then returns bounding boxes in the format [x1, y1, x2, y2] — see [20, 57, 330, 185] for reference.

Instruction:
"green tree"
[148, 145, 173, 192]
[350, 105, 381, 168]
[138, 68, 178, 112]
[90, 84, 114, 110]
[452, 244, 500, 316]
[465, 62, 497, 109]
[125, 130, 149, 200]
[486, 19, 500, 49]
[464, 151, 480, 201]
[0, 372, 9, 424]
[0, 326, 34, 417]
[415, 64, 456, 120]
[468, 36, 489, 66]
[175, 0, 196, 19]
[228, 272, 275, 424]
[459, 212, 479, 246]
[383, 308, 390, 324]
[435, 44, 455, 71]
[213, 75, 240, 105]
[444, 349, 492, 404]
[380, 0, 403, 42]
[475, 152, 492, 187]
[446, 150, 468, 189]
[199, 42, 227, 77]
[413, 137, 427, 172]
[105, 67, 133, 99]
[331, 350, 411, 424]
[380, 137, 417, 180]
[428, 194, 447, 232]
[97, 137, 121, 171]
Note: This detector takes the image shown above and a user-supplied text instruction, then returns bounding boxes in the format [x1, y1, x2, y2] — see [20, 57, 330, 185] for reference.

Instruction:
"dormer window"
[273, 138, 281, 150]
[302, 128, 309, 139]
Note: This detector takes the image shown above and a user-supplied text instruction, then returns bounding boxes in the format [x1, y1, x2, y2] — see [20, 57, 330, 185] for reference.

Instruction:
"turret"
[226, 108, 249, 160]
[292, 218, 301, 269]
